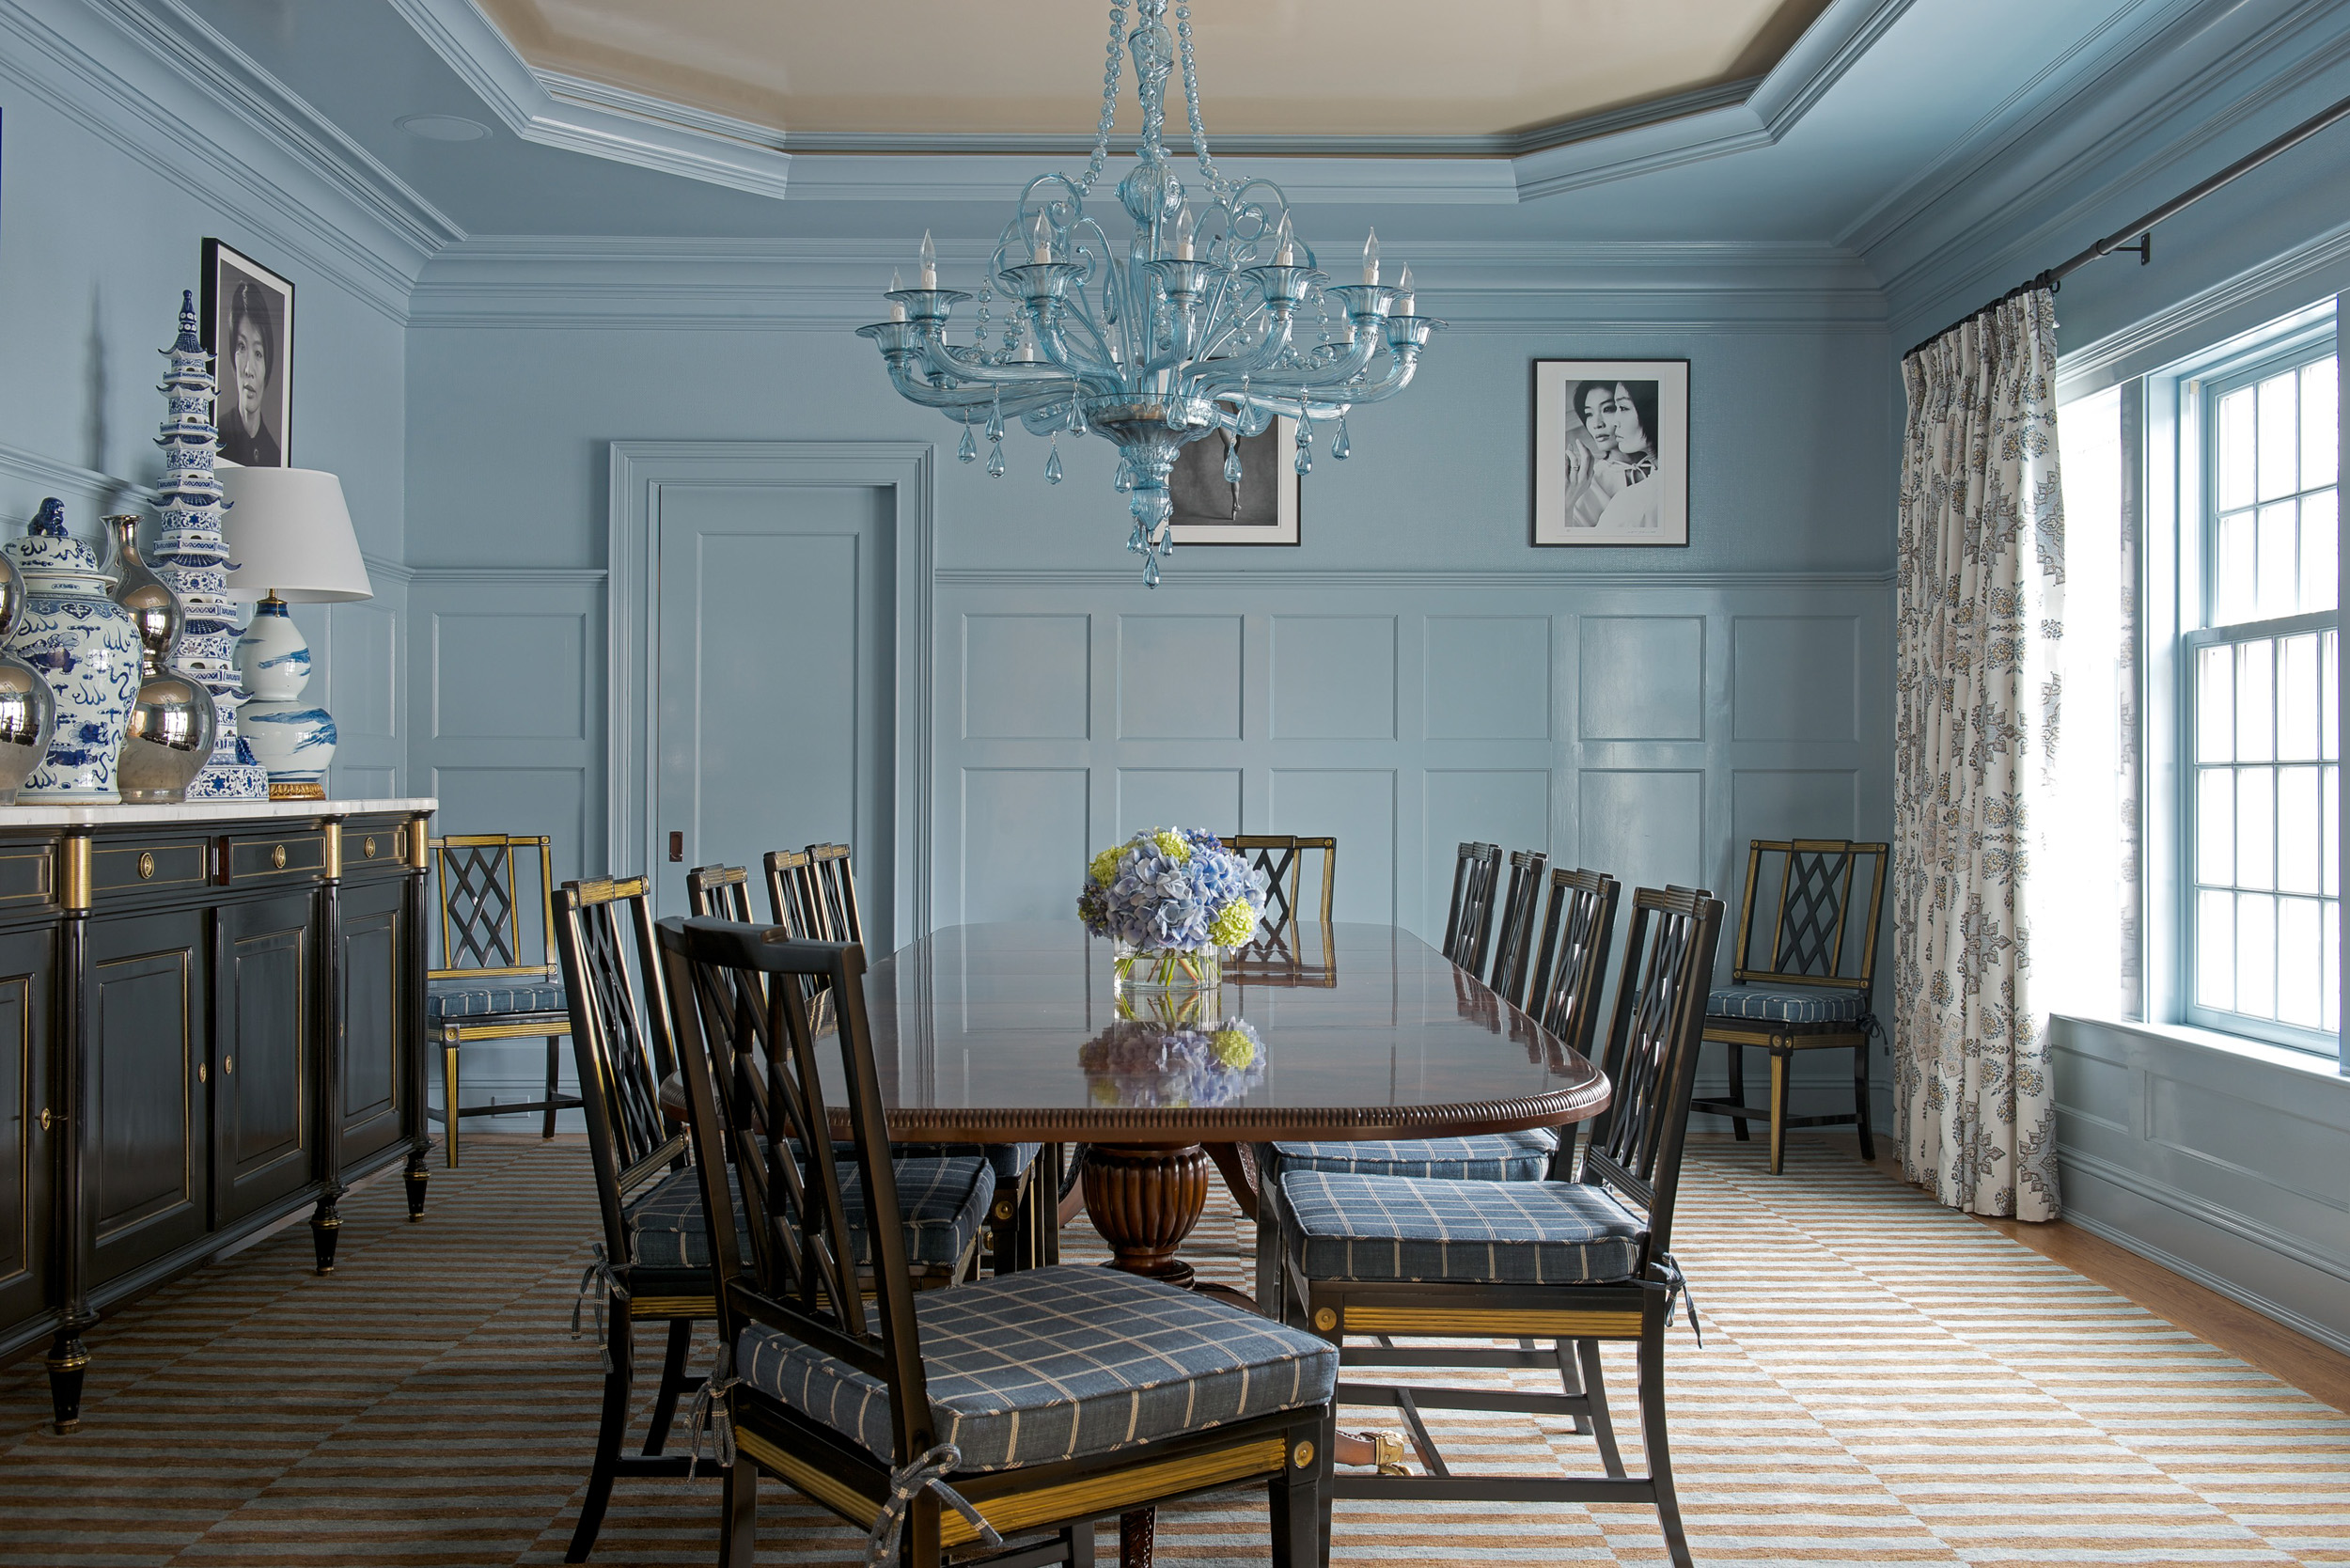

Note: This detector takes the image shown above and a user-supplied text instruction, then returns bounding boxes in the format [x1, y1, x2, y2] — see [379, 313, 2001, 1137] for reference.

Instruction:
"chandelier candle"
[858, 0, 1443, 585]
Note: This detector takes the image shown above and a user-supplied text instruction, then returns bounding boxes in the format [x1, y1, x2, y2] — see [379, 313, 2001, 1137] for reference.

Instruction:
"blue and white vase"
[5, 499, 141, 803]
[237, 598, 334, 791]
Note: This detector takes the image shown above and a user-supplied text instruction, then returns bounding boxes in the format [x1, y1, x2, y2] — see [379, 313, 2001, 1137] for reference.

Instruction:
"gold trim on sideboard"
[60, 834, 92, 912]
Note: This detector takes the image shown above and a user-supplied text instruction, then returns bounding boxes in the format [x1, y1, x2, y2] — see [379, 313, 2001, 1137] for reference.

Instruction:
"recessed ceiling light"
[396, 113, 491, 143]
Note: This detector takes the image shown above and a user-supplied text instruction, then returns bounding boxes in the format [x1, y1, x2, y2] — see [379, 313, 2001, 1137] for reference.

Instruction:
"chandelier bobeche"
[858, 0, 1441, 586]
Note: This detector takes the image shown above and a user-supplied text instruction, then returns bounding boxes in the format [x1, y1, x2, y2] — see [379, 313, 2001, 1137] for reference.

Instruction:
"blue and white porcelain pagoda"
[151, 291, 270, 801]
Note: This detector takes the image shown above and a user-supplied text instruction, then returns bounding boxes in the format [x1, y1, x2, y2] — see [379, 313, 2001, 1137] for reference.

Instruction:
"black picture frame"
[1529, 358, 1690, 547]
[201, 238, 294, 467]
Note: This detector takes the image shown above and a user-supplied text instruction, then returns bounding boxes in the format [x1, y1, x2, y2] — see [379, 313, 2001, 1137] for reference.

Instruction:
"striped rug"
[2, 1137, 2343, 1566]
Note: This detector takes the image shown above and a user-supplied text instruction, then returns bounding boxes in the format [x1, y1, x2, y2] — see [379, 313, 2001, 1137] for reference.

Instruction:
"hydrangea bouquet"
[1080, 1015, 1266, 1108]
[1077, 826, 1269, 990]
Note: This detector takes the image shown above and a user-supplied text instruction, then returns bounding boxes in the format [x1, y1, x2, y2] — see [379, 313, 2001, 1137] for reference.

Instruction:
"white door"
[650, 482, 895, 944]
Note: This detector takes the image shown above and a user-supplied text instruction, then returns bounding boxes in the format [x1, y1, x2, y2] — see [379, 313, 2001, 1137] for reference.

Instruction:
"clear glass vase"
[1111, 939, 1221, 995]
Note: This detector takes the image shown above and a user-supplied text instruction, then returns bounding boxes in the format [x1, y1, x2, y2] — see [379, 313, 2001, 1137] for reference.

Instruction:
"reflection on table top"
[855, 921, 1608, 1145]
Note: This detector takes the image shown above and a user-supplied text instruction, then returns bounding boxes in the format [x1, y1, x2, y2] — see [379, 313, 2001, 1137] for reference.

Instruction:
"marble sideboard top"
[0, 797, 437, 827]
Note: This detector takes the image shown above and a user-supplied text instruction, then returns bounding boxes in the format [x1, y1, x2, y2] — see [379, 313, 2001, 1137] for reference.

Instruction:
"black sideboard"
[0, 798, 436, 1433]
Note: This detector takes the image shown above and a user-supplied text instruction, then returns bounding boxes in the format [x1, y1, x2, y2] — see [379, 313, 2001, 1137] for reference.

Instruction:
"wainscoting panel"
[1118, 616, 1245, 740]
[1268, 770, 1398, 923]
[1576, 769, 1708, 902]
[1270, 616, 1398, 741]
[1426, 616, 1552, 741]
[1580, 616, 1705, 741]
[1731, 615, 1860, 741]
[962, 767, 1090, 923]
[965, 614, 1089, 740]
[1729, 769, 1861, 857]
[432, 611, 590, 740]
[1117, 769, 1244, 843]
[1424, 770, 1552, 933]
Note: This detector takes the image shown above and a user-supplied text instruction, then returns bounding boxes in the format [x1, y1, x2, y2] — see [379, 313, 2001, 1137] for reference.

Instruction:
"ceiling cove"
[385, 0, 1920, 206]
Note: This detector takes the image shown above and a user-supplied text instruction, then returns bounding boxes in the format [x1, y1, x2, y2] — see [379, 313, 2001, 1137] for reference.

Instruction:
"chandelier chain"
[1076, 0, 1129, 196]
[1172, 4, 1232, 200]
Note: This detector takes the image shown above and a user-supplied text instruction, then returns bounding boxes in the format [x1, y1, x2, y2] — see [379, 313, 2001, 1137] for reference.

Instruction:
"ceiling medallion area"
[857, 0, 1442, 585]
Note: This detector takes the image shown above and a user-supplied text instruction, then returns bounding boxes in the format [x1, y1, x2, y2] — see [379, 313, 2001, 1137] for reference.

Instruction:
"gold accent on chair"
[1689, 839, 1889, 1174]
[427, 833, 576, 1167]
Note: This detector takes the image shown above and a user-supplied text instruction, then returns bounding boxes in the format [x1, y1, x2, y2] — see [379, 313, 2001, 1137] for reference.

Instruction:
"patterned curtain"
[1892, 290, 2066, 1221]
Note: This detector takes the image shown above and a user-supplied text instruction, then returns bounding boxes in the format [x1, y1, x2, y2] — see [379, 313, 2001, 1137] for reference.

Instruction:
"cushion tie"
[864, 1444, 1001, 1566]
[685, 1344, 744, 1478]
[570, 1244, 630, 1372]
[1654, 1251, 1702, 1348]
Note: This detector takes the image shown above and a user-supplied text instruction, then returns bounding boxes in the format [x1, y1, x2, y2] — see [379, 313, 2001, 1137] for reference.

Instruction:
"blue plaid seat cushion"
[1258, 1129, 1557, 1184]
[427, 980, 568, 1020]
[735, 1264, 1335, 1471]
[1704, 986, 1864, 1026]
[986, 1144, 1043, 1183]
[1280, 1170, 1646, 1285]
[626, 1155, 995, 1271]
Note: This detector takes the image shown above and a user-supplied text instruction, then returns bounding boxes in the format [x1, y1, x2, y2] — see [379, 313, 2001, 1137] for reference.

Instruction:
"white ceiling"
[473, 0, 1833, 142]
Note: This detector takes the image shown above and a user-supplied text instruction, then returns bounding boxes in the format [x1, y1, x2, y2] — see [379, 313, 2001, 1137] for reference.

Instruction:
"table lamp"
[218, 466, 373, 800]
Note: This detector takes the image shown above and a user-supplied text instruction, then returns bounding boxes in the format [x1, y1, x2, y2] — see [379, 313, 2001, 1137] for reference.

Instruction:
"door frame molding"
[606, 440, 936, 937]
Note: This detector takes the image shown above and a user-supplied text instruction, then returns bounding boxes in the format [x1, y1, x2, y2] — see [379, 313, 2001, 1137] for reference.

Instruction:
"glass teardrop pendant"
[986, 440, 1006, 478]
[1222, 439, 1243, 484]
[1333, 416, 1352, 460]
[1113, 456, 1133, 494]
[958, 426, 979, 463]
[984, 395, 1005, 443]
[1045, 440, 1064, 484]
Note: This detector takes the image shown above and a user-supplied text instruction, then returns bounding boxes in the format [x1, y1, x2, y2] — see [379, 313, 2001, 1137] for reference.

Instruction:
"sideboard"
[0, 797, 436, 1433]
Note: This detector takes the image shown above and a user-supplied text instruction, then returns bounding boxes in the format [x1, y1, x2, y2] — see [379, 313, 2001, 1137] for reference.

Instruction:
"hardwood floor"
[1848, 1144, 2350, 1414]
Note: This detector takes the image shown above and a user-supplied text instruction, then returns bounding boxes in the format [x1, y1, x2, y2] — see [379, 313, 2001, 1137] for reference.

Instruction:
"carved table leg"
[1081, 1144, 1209, 1288]
[44, 1327, 91, 1435]
[1119, 1506, 1156, 1568]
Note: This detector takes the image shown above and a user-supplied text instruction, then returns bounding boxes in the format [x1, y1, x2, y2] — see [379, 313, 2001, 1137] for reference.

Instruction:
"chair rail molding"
[605, 440, 936, 937]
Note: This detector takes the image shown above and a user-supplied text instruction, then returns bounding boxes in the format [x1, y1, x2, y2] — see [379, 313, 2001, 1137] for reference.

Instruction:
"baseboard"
[2061, 1206, 2350, 1361]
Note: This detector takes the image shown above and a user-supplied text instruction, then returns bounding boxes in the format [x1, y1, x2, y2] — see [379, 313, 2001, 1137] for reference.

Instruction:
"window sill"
[2049, 1011, 2348, 1081]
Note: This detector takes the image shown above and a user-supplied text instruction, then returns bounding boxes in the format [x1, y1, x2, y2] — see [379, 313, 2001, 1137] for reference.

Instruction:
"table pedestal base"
[1081, 1143, 1209, 1288]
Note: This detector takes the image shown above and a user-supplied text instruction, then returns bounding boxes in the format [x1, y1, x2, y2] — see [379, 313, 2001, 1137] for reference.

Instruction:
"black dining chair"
[1439, 840, 1502, 978]
[1486, 847, 1551, 1010]
[1271, 885, 1724, 1568]
[656, 916, 1338, 1568]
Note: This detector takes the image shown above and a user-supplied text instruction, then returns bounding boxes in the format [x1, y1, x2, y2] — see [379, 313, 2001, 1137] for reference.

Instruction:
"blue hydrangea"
[1077, 826, 1269, 951]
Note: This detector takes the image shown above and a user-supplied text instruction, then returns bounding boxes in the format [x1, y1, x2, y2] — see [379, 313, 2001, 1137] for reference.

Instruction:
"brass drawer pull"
[271, 843, 289, 870]
[197, 1062, 207, 1084]
[38, 1108, 59, 1134]
[363, 837, 378, 859]
[137, 852, 155, 881]
[224, 1055, 234, 1075]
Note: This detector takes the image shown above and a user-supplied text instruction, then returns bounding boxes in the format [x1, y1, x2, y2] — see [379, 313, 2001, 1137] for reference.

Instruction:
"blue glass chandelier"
[859, 0, 1441, 585]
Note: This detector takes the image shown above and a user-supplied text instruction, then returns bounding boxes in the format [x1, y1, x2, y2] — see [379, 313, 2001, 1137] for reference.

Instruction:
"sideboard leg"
[404, 1149, 431, 1220]
[309, 1194, 343, 1275]
[44, 1330, 90, 1435]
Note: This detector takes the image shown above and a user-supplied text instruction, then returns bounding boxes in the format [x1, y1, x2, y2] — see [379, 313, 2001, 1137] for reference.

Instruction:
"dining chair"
[685, 861, 755, 921]
[550, 873, 709, 1561]
[1270, 885, 1724, 1568]
[426, 832, 578, 1167]
[1689, 839, 1888, 1173]
[1222, 834, 1337, 933]
[1486, 848, 1551, 1010]
[1249, 869, 1619, 1301]
[1438, 840, 1502, 977]
[801, 841, 865, 942]
[656, 917, 1338, 1568]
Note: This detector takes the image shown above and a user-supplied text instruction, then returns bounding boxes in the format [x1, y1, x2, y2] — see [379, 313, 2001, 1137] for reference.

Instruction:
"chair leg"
[565, 1304, 634, 1562]
[642, 1316, 694, 1455]
[1724, 1041, 1749, 1140]
[442, 1035, 462, 1168]
[1638, 1318, 1694, 1568]
[1854, 1040, 1877, 1161]
[718, 1458, 757, 1568]
[543, 1034, 562, 1139]
[1768, 1048, 1790, 1175]
[1063, 1518, 1096, 1566]
[1268, 1421, 1324, 1568]
[1549, 1337, 1590, 1434]
[1254, 1209, 1283, 1317]
[1575, 1338, 1628, 1480]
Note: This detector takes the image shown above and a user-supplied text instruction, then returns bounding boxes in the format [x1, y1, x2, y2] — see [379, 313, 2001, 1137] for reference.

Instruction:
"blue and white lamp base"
[235, 596, 334, 799]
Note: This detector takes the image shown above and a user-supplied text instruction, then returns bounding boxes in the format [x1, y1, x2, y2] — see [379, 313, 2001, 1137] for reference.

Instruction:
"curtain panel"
[1893, 289, 2066, 1220]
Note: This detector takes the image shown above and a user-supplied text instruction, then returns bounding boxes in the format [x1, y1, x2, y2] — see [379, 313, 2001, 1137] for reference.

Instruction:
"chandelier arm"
[1035, 293, 1120, 376]
[913, 338, 1081, 394]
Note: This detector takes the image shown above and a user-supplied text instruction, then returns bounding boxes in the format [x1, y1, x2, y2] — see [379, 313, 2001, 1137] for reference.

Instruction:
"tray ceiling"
[472, 0, 1835, 143]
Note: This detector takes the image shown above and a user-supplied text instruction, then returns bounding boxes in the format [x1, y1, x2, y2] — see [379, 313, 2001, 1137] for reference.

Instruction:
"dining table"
[859, 918, 1613, 1293]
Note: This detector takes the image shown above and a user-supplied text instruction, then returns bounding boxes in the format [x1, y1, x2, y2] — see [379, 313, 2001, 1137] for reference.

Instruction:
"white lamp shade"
[218, 466, 373, 604]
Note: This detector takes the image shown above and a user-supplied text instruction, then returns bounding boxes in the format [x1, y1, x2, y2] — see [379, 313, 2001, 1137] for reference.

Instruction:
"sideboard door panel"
[215, 893, 315, 1223]
[87, 912, 209, 1280]
[0, 928, 54, 1334]
[337, 877, 407, 1168]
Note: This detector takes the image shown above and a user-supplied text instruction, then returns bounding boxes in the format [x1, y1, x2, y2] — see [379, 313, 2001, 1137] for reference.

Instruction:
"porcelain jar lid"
[8, 498, 111, 594]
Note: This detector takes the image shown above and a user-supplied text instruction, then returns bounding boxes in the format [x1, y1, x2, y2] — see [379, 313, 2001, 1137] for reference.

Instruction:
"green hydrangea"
[1211, 1027, 1256, 1070]
[1089, 845, 1124, 886]
[1151, 828, 1191, 864]
[1207, 897, 1256, 949]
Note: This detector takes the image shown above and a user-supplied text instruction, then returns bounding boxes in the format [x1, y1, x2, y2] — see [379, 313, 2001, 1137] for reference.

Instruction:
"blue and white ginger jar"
[5, 499, 142, 803]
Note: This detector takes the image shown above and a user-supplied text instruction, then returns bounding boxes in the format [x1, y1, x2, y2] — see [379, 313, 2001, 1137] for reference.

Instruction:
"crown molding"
[386, 0, 794, 202]
[0, 440, 149, 512]
[774, 151, 1523, 208]
[407, 236, 1888, 333]
[0, 0, 428, 323]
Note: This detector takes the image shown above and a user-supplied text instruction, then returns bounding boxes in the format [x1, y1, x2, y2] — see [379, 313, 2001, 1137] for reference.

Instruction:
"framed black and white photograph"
[1530, 358, 1688, 546]
[1166, 415, 1300, 545]
[201, 238, 294, 468]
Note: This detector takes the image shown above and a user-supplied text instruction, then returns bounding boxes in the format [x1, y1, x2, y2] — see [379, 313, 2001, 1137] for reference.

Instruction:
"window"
[2183, 333, 2339, 1050]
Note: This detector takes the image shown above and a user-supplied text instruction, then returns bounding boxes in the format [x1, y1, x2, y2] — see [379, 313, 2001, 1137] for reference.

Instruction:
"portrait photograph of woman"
[1530, 358, 1689, 546]
[201, 240, 294, 467]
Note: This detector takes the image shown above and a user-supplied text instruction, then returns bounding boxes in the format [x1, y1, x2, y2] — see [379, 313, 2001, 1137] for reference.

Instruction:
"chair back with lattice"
[800, 843, 865, 945]
[1730, 839, 1888, 1005]
[685, 862, 755, 922]
[762, 849, 821, 935]
[1486, 849, 1551, 1007]
[1526, 868, 1620, 1056]
[554, 876, 685, 1256]
[1440, 841, 1502, 975]
[1583, 886, 1721, 1261]
[1222, 834, 1337, 933]
[430, 834, 558, 981]
[656, 916, 932, 1464]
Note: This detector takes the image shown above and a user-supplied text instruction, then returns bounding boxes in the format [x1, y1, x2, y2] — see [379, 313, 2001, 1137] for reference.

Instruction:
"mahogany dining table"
[858, 918, 1612, 1291]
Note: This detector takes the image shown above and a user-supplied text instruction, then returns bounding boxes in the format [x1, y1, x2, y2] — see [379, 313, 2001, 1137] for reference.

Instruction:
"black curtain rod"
[1904, 89, 2350, 362]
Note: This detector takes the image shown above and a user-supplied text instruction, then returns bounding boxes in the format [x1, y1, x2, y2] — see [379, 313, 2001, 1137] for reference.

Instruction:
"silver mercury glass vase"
[110, 515, 217, 806]
[0, 547, 57, 805]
